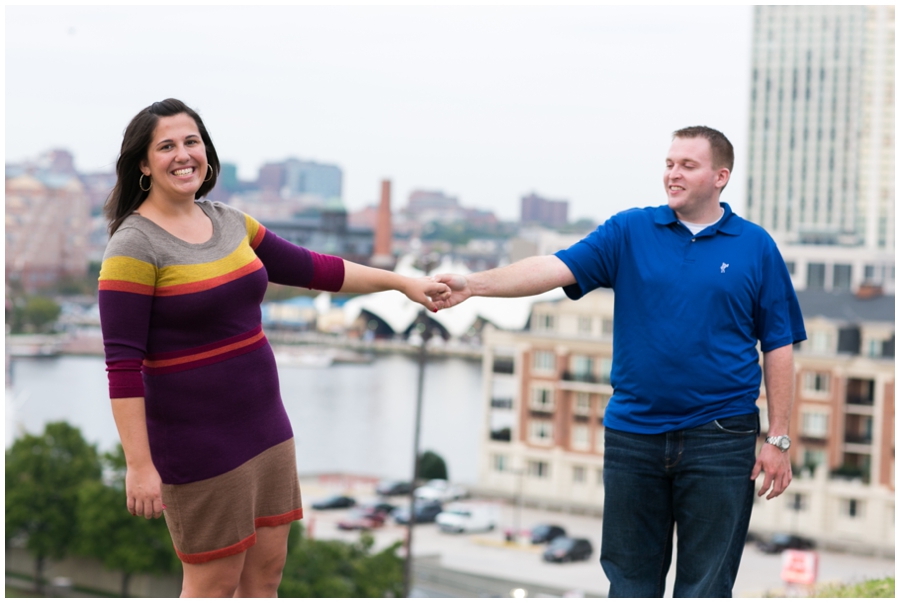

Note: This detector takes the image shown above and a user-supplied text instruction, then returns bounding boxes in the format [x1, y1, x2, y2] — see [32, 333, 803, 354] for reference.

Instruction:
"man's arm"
[750, 343, 795, 499]
[433, 255, 576, 309]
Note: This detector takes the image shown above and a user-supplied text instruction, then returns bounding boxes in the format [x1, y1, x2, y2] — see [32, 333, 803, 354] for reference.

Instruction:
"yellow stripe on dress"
[156, 242, 260, 290]
[98, 256, 157, 294]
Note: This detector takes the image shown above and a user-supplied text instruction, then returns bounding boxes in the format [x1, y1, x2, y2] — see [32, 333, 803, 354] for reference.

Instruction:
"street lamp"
[402, 315, 432, 597]
[402, 254, 440, 597]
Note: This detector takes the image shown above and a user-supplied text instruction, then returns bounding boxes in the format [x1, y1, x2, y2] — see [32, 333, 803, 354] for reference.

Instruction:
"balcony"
[490, 428, 511, 442]
[846, 395, 874, 407]
[844, 432, 873, 446]
[492, 358, 514, 374]
[562, 371, 599, 384]
[491, 398, 513, 409]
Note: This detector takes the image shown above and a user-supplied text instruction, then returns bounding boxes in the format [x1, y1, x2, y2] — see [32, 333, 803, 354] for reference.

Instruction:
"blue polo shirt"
[554, 203, 806, 434]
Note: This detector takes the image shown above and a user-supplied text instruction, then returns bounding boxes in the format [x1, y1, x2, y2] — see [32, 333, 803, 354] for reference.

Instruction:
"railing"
[492, 359, 514, 374]
[844, 432, 873, 445]
[490, 428, 511, 442]
[491, 398, 513, 409]
[846, 395, 874, 407]
[561, 371, 599, 383]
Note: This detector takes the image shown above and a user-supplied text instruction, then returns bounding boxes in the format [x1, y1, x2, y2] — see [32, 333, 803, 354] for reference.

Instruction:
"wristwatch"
[765, 435, 791, 452]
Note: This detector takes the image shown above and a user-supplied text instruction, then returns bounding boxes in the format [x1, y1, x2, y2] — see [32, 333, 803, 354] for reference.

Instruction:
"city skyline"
[7, 5, 753, 222]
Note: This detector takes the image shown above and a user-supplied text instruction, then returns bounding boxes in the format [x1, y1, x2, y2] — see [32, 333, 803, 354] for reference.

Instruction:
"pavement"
[301, 477, 895, 597]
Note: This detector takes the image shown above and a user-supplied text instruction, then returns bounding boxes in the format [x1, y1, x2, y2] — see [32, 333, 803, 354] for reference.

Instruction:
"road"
[301, 478, 894, 597]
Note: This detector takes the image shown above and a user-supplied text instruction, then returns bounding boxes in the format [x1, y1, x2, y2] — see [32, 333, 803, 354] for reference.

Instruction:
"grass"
[814, 577, 894, 598]
[5, 585, 42, 597]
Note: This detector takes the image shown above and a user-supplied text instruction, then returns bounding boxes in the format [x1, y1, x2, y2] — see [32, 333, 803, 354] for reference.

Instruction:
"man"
[433, 126, 806, 597]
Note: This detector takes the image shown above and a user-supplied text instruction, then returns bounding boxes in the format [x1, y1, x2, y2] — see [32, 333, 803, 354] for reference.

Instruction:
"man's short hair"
[673, 126, 734, 173]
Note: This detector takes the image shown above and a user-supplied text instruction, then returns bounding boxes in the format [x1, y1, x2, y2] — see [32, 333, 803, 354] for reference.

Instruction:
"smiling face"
[140, 113, 209, 203]
[663, 136, 730, 223]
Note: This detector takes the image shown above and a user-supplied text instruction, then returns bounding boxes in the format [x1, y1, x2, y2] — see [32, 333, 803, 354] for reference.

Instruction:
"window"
[601, 318, 614, 337]
[833, 264, 852, 291]
[530, 386, 554, 411]
[801, 410, 828, 438]
[595, 427, 605, 452]
[841, 498, 862, 518]
[597, 394, 610, 416]
[599, 358, 613, 385]
[803, 449, 826, 471]
[810, 330, 831, 353]
[572, 466, 586, 483]
[534, 314, 556, 332]
[785, 261, 796, 275]
[533, 350, 556, 372]
[788, 493, 806, 511]
[572, 425, 590, 450]
[491, 397, 513, 409]
[577, 316, 592, 336]
[596, 468, 604, 485]
[528, 460, 550, 478]
[571, 355, 593, 379]
[573, 392, 591, 416]
[807, 263, 826, 290]
[529, 420, 554, 444]
[803, 371, 830, 395]
[492, 454, 507, 473]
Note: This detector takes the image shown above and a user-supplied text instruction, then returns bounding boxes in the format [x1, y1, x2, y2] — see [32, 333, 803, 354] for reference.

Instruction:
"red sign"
[781, 550, 818, 585]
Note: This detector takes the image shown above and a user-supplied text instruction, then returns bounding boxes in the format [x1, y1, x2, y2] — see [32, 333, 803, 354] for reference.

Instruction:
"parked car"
[530, 524, 567, 544]
[337, 506, 388, 530]
[392, 500, 443, 524]
[542, 537, 594, 563]
[436, 503, 498, 533]
[376, 480, 413, 496]
[311, 495, 356, 510]
[364, 500, 397, 516]
[414, 479, 467, 502]
[756, 533, 815, 554]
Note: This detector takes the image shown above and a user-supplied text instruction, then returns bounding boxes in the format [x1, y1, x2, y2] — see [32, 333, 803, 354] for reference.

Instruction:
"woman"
[99, 99, 449, 597]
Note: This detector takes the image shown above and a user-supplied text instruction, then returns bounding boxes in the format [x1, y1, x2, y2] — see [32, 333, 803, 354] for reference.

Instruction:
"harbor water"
[5, 352, 485, 485]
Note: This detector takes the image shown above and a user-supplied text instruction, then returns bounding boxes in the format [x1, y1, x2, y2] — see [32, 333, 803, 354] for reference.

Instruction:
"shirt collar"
[654, 202, 743, 236]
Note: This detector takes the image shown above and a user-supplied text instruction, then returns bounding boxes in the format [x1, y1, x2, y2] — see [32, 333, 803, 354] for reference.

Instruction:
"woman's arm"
[340, 260, 450, 312]
[111, 397, 164, 519]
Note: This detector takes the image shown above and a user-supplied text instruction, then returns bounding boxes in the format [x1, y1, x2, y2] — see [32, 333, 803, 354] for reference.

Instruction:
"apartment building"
[479, 288, 894, 553]
[6, 173, 91, 292]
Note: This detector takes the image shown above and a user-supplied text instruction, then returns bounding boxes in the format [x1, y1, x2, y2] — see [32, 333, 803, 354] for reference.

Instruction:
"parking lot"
[301, 477, 894, 597]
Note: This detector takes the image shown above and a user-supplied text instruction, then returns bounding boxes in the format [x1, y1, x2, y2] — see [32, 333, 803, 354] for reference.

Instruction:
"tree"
[417, 450, 448, 481]
[5, 422, 101, 594]
[278, 523, 403, 597]
[75, 445, 181, 597]
[6, 295, 61, 333]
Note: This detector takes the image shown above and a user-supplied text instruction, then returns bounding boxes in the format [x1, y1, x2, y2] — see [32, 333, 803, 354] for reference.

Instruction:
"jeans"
[600, 413, 759, 598]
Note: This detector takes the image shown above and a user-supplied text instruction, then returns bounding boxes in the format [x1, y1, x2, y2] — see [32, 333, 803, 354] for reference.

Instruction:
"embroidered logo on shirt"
[720, 262, 730, 273]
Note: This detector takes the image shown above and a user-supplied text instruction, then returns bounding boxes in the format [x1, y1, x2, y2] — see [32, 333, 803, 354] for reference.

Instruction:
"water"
[5, 353, 485, 484]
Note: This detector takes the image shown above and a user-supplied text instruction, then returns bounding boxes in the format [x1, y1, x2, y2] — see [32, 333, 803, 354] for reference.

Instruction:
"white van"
[436, 503, 499, 533]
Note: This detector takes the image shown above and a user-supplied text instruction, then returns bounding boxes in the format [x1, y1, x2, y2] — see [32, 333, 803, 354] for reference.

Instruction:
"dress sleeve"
[244, 213, 345, 291]
[98, 227, 157, 399]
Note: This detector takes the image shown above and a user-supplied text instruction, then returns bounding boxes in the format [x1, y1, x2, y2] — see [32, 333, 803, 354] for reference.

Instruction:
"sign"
[781, 549, 818, 585]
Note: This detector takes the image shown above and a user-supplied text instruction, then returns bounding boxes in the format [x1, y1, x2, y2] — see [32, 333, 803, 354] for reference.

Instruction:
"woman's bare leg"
[181, 551, 246, 598]
[234, 524, 292, 597]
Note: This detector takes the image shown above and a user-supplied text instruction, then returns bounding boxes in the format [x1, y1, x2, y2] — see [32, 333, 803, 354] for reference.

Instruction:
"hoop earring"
[204, 164, 214, 182]
[139, 173, 151, 192]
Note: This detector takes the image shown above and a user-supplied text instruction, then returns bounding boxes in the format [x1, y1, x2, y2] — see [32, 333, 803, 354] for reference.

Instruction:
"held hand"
[125, 463, 165, 519]
[431, 273, 472, 310]
[750, 444, 792, 500]
[403, 276, 451, 312]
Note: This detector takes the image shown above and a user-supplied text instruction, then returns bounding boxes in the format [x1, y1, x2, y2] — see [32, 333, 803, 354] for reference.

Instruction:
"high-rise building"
[520, 193, 568, 227]
[746, 6, 894, 252]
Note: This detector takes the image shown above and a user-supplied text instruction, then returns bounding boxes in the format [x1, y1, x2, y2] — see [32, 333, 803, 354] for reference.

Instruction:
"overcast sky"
[7, 5, 753, 221]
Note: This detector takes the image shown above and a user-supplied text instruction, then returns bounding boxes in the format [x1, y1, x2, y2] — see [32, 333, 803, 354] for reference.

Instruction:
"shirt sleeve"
[554, 214, 624, 300]
[244, 213, 345, 291]
[755, 241, 807, 352]
[98, 228, 157, 399]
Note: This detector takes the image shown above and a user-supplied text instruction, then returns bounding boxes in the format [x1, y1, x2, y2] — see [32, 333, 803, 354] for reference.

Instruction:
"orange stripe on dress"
[155, 258, 263, 297]
[143, 329, 266, 368]
[175, 532, 257, 564]
[255, 508, 304, 528]
[98, 280, 155, 295]
[250, 224, 267, 249]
